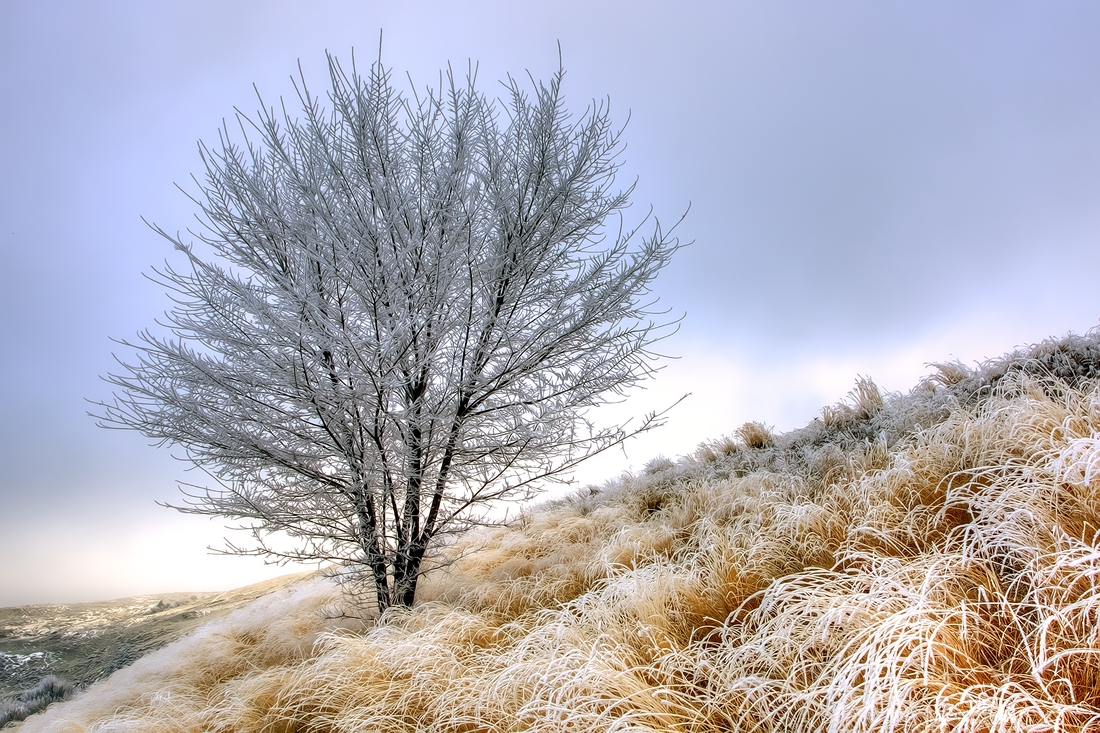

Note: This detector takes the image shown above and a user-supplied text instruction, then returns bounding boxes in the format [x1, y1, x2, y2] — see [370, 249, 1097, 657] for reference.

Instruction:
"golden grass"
[22, 332, 1100, 732]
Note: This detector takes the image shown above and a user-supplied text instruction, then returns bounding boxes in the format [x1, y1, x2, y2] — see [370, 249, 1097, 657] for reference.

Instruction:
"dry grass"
[21, 331, 1100, 732]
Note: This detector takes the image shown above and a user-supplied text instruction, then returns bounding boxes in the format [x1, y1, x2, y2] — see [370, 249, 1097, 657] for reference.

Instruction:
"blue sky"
[2, 1, 1099, 606]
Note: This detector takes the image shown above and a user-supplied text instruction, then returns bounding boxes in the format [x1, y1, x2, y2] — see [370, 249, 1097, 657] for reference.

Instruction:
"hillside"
[0, 573, 317, 724]
[14, 331, 1100, 732]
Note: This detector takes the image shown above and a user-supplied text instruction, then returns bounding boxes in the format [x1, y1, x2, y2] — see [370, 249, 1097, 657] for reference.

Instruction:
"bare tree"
[94, 52, 683, 613]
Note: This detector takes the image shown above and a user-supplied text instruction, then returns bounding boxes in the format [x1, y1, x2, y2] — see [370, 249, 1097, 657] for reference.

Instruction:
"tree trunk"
[356, 500, 391, 615]
[395, 540, 426, 608]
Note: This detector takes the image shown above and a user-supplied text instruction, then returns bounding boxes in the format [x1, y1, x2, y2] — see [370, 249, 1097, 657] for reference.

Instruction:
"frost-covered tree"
[95, 53, 682, 612]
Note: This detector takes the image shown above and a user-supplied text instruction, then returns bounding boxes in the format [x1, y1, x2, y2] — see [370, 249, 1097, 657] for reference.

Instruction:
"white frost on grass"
[0, 652, 48, 671]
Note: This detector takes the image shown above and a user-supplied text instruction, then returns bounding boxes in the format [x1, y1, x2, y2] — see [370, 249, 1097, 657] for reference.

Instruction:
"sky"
[2, 1, 1099, 607]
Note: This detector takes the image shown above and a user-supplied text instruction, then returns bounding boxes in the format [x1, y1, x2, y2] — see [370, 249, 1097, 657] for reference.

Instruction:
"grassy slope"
[18, 331, 1100, 732]
[0, 573, 317, 700]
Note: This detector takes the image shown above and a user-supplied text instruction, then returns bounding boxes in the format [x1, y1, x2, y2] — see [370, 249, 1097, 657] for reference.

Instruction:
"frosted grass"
[22, 331, 1100, 732]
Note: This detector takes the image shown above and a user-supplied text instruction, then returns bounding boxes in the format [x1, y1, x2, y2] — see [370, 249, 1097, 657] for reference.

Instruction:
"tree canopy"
[95, 53, 683, 611]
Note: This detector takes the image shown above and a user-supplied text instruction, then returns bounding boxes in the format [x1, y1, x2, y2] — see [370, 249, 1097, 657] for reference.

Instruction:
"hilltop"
[13, 331, 1100, 732]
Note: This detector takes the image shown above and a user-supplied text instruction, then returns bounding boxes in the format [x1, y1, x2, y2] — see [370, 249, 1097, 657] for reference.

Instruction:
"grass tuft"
[0, 675, 77, 728]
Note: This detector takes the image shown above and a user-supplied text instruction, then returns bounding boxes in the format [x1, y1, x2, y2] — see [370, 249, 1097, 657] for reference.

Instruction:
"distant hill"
[0, 572, 315, 717]
[14, 331, 1100, 732]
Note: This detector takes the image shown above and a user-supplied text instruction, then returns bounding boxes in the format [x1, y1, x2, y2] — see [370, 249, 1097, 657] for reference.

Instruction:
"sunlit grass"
[21, 331, 1100, 732]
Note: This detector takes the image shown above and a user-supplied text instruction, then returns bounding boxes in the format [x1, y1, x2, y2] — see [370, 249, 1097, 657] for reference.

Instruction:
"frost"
[0, 651, 48, 671]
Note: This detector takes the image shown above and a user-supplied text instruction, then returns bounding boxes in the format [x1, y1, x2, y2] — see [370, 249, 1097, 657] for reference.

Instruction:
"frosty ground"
[13, 332, 1100, 732]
